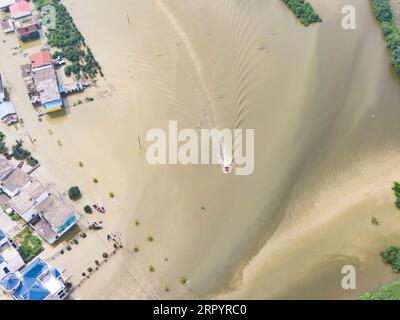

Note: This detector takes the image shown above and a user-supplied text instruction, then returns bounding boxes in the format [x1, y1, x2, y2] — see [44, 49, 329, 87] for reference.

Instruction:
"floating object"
[93, 204, 105, 214]
[223, 164, 233, 175]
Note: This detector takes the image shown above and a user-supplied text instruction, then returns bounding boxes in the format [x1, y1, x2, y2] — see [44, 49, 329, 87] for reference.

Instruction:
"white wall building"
[0, 229, 25, 281]
[3, 257, 69, 300]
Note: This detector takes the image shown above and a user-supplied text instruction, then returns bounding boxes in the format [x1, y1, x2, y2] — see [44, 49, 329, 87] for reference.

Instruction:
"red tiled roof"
[29, 50, 52, 68]
[17, 24, 38, 36]
[10, 1, 31, 16]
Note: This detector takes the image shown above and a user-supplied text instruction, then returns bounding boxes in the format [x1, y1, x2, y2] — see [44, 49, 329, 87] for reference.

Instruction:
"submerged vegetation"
[360, 280, 400, 300]
[360, 245, 400, 297]
[392, 181, 400, 208]
[380, 245, 400, 273]
[12, 140, 31, 160]
[68, 186, 82, 201]
[371, 0, 400, 76]
[0, 132, 7, 154]
[33, 0, 50, 10]
[27, 157, 39, 167]
[281, 0, 322, 26]
[371, 217, 380, 225]
[363, 182, 400, 298]
[32, 0, 103, 79]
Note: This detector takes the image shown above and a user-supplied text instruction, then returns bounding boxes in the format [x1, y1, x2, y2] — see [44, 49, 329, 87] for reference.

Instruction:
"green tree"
[381, 245, 400, 273]
[68, 186, 81, 200]
[12, 140, 31, 160]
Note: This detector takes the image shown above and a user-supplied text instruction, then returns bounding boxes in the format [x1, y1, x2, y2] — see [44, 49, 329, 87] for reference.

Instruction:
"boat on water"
[223, 164, 233, 174]
[93, 204, 105, 214]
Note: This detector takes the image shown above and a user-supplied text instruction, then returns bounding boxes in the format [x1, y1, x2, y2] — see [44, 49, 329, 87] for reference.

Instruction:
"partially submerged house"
[15, 17, 39, 42]
[0, 101, 18, 125]
[0, 228, 25, 285]
[21, 51, 64, 114]
[1, 168, 31, 198]
[7, 179, 47, 222]
[2, 257, 68, 300]
[9, 0, 31, 20]
[0, 158, 14, 181]
[3, 168, 77, 244]
[3, 1, 40, 41]
[1, 16, 14, 33]
[33, 194, 76, 244]
[29, 50, 52, 68]
[0, 74, 18, 125]
[0, 0, 16, 11]
[0, 73, 4, 103]
[32, 65, 63, 113]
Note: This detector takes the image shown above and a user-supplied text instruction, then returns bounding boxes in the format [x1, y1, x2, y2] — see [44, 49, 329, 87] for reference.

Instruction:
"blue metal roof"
[43, 99, 63, 111]
[0, 101, 16, 119]
[13, 258, 50, 300]
[0, 255, 4, 264]
[0, 272, 20, 292]
[0, 229, 5, 242]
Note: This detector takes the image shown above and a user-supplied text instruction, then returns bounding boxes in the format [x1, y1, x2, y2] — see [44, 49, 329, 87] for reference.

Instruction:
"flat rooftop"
[0, 158, 13, 181]
[37, 194, 74, 228]
[0, 0, 15, 9]
[32, 66, 61, 104]
[31, 217, 56, 243]
[7, 180, 44, 214]
[13, 257, 63, 300]
[2, 169, 31, 194]
[0, 242, 19, 262]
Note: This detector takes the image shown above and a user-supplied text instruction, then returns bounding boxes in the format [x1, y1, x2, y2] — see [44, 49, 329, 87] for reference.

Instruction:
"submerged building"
[0, 74, 18, 125]
[0, 16, 13, 33]
[0, 0, 16, 11]
[0, 159, 77, 244]
[22, 50, 64, 114]
[15, 17, 39, 42]
[9, 0, 31, 20]
[0, 73, 4, 103]
[3, 169, 77, 244]
[0, 101, 18, 125]
[32, 65, 63, 113]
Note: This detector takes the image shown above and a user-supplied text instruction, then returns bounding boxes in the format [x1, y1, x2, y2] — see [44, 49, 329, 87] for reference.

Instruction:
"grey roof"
[0, 101, 16, 119]
[0, 158, 13, 181]
[37, 194, 74, 228]
[32, 217, 56, 243]
[32, 66, 61, 105]
[7, 180, 44, 214]
[0, 0, 15, 9]
[2, 169, 31, 193]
